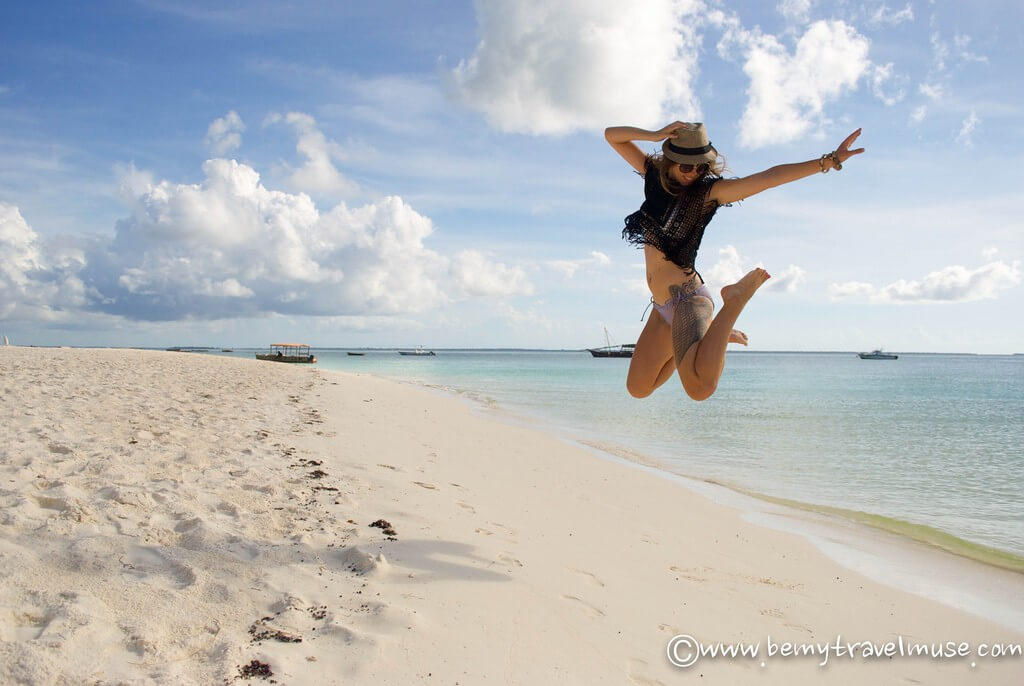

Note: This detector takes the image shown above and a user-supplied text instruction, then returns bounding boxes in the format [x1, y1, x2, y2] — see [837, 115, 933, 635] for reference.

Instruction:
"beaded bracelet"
[819, 151, 843, 173]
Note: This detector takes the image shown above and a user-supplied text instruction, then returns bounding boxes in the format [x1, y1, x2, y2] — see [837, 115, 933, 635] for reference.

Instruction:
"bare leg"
[678, 268, 770, 400]
[626, 307, 676, 398]
[651, 357, 677, 388]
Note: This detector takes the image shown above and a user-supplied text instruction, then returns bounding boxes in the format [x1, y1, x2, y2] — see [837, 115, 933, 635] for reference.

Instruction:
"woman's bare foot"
[721, 268, 771, 305]
[728, 329, 748, 346]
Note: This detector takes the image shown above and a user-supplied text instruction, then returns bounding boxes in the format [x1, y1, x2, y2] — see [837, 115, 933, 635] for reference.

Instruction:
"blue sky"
[2, 0, 1021, 352]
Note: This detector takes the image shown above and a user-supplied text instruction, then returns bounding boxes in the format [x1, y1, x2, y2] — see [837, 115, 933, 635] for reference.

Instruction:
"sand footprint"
[413, 481, 437, 490]
[669, 565, 709, 583]
[783, 621, 813, 634]
[488, 522, 517, 537]
[568, 567, 605, 587]
[122, 545, 197, 590]
[497, 553, 523, 568]
[626, 658, 666, 686]
[561, 595, 605, 618]
[456, 501, 476, 514]
[216, 501, 239, 517]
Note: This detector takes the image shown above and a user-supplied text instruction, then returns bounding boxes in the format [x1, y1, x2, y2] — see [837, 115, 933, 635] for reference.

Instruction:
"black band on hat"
[667, 140, 713, 156]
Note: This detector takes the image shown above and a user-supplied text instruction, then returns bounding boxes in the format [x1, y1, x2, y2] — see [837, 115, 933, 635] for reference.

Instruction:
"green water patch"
[718, 483, 1024, 574]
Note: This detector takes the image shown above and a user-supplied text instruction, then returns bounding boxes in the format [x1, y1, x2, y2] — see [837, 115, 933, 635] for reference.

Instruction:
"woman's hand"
[654, 121, 690, 141]
[834, 128, 866, 165]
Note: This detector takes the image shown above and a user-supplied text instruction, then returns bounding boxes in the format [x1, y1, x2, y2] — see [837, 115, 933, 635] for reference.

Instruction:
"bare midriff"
[644, 244, 702, 304]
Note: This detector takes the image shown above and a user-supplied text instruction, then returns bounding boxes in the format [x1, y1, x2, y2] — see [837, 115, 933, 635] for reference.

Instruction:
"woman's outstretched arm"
[710, 129, 865, 205]
[605, 122, 687, 174]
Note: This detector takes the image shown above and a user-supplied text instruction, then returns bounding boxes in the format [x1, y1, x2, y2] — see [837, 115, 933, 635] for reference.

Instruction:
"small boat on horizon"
[858, 348, 898, 360]
[347, 352, 365, 356]
[256, 343, 317, 364]
[587, 327, 635, 358]
[398, 347, 436, 356]
[221, 348, 234, 352]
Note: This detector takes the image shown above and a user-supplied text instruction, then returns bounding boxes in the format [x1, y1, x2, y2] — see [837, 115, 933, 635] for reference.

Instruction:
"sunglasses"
[678, 162, 708, 174]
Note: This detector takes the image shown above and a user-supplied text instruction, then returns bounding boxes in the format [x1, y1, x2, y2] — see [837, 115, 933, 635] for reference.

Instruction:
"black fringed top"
[621, 157, 723, 271]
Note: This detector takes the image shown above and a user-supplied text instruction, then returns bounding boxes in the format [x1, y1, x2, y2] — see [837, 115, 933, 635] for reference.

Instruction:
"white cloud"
[0, 203, 45, 311]
[777, 0, 814, 24]
[450, 250, 534, 296]
[115, 162, 155, 202]
[829, 260, 1021, 303]
[766, 264, 806, 293]
[450, 0, 704, 135]
[84, 159, 450, 320]
[204, 110, 245, 155]
[733, 20, 871, 148]
[956, 110, 980, 147]
[197, 278, 254, 298]
[829, 281, 875, 298]
[954, 34, 988, 64]
[909, 105, 927, 125]
[266, 112, 357, 196]
[871, 62, 905, 105]
[869, 3, 913, 26]
[0, 204, 43, 278]
[621, 278, 650, 297]
[930, 31, 949, 72]
[10, 117, 572, 324]
[548, 250, 611, 279]
[496, 302, 556, 331]
[880, 261, 1019, 302]
[0, 203, 90, 321]
[705, 244, 746, 285]
[918, 82, 943, 100]
[704, 245, 804, 293]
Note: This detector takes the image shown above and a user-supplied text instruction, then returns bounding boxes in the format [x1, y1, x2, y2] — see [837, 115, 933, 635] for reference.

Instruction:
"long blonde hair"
[648, 152, 728, 196]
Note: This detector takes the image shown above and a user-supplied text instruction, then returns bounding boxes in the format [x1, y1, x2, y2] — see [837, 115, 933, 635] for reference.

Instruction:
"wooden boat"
[255, 343, 317, 364]
[587, 328, 635, 358]
[398, 347, 435, 356]
[858, 349, 898, 360]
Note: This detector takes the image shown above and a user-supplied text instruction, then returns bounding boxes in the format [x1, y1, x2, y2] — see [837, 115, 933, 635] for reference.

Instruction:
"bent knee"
[626, 378, 654, 399]
[683, 380, 717, 402]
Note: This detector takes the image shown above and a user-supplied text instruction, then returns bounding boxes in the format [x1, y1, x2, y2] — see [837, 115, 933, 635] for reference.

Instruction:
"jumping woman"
[605, 121, 864, 401]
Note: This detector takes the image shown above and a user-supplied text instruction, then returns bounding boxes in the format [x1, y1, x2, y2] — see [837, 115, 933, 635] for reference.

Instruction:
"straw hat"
[662, 122, 717, 165]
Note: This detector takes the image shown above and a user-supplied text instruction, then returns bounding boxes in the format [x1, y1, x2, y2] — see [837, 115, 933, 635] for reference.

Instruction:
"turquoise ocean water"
[229, 349, 1023, 561]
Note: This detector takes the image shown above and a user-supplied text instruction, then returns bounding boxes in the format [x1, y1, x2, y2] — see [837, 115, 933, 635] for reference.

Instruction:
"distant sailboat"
[587, 327, 635, 358]
[2, 335, 8, 346]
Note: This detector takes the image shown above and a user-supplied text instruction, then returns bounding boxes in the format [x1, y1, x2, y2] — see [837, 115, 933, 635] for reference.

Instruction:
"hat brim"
[662, 140, 717, 165]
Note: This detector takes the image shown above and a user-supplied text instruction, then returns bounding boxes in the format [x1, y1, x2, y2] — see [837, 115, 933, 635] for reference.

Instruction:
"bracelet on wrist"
[819, 151, 843, 173]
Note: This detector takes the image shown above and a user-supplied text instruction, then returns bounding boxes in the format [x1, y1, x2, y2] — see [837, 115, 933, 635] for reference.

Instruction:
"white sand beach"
[1, 347, 1022, 685]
